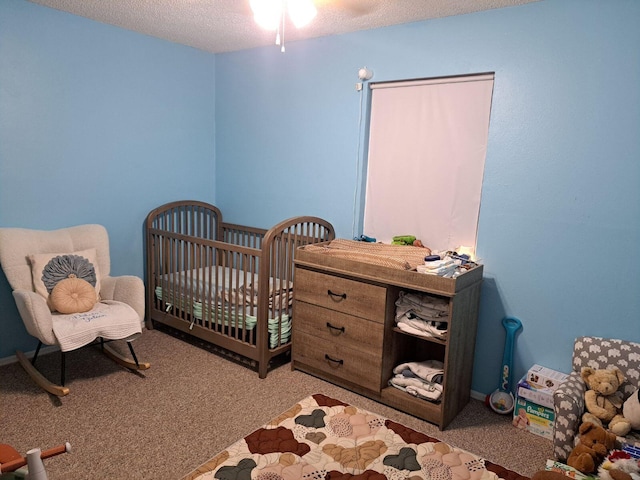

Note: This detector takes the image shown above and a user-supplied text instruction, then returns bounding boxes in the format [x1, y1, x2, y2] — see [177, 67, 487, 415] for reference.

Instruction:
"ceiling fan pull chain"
[280, 7, 286, 52]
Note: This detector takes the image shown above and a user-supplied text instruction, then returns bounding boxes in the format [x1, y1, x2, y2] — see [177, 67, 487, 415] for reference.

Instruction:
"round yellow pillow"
[50, 277, 98, 314]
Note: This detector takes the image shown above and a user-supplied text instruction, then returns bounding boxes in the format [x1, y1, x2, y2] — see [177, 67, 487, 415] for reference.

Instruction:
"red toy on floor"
[0, 442, 70, 479]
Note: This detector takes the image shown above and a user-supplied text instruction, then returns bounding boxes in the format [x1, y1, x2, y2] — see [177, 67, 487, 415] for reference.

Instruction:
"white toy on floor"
[0, 442, 71, 479]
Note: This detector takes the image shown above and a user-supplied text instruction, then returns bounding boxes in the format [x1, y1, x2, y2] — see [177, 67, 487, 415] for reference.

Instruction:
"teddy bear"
[581, 366, 632, 437]
[566, 421, 619, 474]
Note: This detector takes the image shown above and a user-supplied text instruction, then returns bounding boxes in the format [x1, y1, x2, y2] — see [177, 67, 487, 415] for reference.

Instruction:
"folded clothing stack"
[416, 257, 458, 277]
[389, 360, 445, 402]
[394, 291, 448, 340]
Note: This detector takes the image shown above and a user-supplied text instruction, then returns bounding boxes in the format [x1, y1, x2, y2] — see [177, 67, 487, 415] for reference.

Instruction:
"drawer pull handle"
[327, 289, 347, 301]
[324, 354, 344, 366]
[326, 322, 345, 335]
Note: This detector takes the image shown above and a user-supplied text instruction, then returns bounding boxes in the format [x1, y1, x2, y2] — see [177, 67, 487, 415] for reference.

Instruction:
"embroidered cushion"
[50, 277, 98, 314]
[29, 248, 101, 311]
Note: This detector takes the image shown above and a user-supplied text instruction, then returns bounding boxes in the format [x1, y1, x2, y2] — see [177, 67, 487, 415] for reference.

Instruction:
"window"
[362, 73, 494, 254]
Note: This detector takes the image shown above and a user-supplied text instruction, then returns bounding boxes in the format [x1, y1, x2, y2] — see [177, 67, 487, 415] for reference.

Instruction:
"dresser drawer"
[293, 330, 383, 391]
[293, 302, 384, 353]
[294, 268, 386, 322]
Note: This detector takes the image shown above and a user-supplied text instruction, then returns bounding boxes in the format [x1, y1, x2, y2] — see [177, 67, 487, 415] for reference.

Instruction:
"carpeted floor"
[0, 327, 553, 479]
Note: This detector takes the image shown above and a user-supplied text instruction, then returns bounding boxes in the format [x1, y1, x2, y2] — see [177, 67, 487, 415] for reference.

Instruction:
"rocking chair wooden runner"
[0, 224, 150, 396]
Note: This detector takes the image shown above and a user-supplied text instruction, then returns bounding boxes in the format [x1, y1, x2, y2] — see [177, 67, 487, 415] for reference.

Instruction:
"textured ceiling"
[28, 0, 539, 53]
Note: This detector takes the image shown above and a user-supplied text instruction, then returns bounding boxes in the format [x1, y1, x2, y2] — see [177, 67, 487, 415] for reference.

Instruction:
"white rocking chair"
[0, 224, 150, 396]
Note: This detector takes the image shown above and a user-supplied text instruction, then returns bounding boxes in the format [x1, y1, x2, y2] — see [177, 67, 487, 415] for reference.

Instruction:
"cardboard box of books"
[517, 376, 555, 408]
[527, 364, 568, 391]
[542, 460, 592, 479]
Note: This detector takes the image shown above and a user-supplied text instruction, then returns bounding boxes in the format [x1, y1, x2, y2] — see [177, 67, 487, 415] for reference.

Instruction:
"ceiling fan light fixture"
[250, 0, 283, 30]
[250, 0, 316, 52]
[288, 0, 317, 28]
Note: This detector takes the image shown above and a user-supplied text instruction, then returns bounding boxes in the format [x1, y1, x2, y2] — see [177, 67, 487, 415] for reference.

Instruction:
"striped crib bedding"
[154, 265, 292, 348]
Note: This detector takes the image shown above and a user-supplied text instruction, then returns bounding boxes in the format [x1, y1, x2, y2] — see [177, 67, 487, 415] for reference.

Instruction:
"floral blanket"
[182, 394, 528, 480]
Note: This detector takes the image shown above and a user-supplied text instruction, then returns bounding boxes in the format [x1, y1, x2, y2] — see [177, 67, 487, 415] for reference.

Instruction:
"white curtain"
[363, 74, 494, 253]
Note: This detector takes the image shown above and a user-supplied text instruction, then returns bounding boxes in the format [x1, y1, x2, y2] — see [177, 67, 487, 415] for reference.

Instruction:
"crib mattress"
[159, 266, 292, 308]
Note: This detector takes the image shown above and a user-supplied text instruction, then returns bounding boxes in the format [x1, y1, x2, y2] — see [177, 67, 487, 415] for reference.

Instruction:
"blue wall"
[214, 0, 640, 395]
[0, 0, 216, 356]
[1, 0, 639, 396]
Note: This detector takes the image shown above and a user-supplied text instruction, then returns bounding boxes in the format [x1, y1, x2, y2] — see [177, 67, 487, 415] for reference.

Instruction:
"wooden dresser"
[291, 244, 483, 430]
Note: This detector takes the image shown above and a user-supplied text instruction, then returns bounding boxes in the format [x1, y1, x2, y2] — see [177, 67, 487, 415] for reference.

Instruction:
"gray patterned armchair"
[553, 336, 640, 461]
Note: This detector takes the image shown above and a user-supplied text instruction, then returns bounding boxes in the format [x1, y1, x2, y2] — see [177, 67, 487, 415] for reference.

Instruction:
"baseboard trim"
[0, 345, 58, 366]
[0, 354, 494, 406]
[0, 321, 146, 366]
[470, 390, 487, 402]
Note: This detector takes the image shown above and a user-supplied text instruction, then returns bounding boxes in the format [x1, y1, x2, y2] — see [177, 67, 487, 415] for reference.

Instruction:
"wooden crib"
[145, 200, 335, 377]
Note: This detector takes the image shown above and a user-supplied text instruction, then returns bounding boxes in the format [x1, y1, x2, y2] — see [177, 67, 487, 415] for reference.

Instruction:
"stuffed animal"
[392, 235, 416, 246]
[598, 450, 640, 480]
[567, 421, 619, 474]
[623, 388, 640, 431]
[581, 366, 632, 437]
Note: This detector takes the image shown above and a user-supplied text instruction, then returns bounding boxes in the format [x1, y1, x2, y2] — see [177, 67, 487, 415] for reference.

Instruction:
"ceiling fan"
[249, 0, 313, 51]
